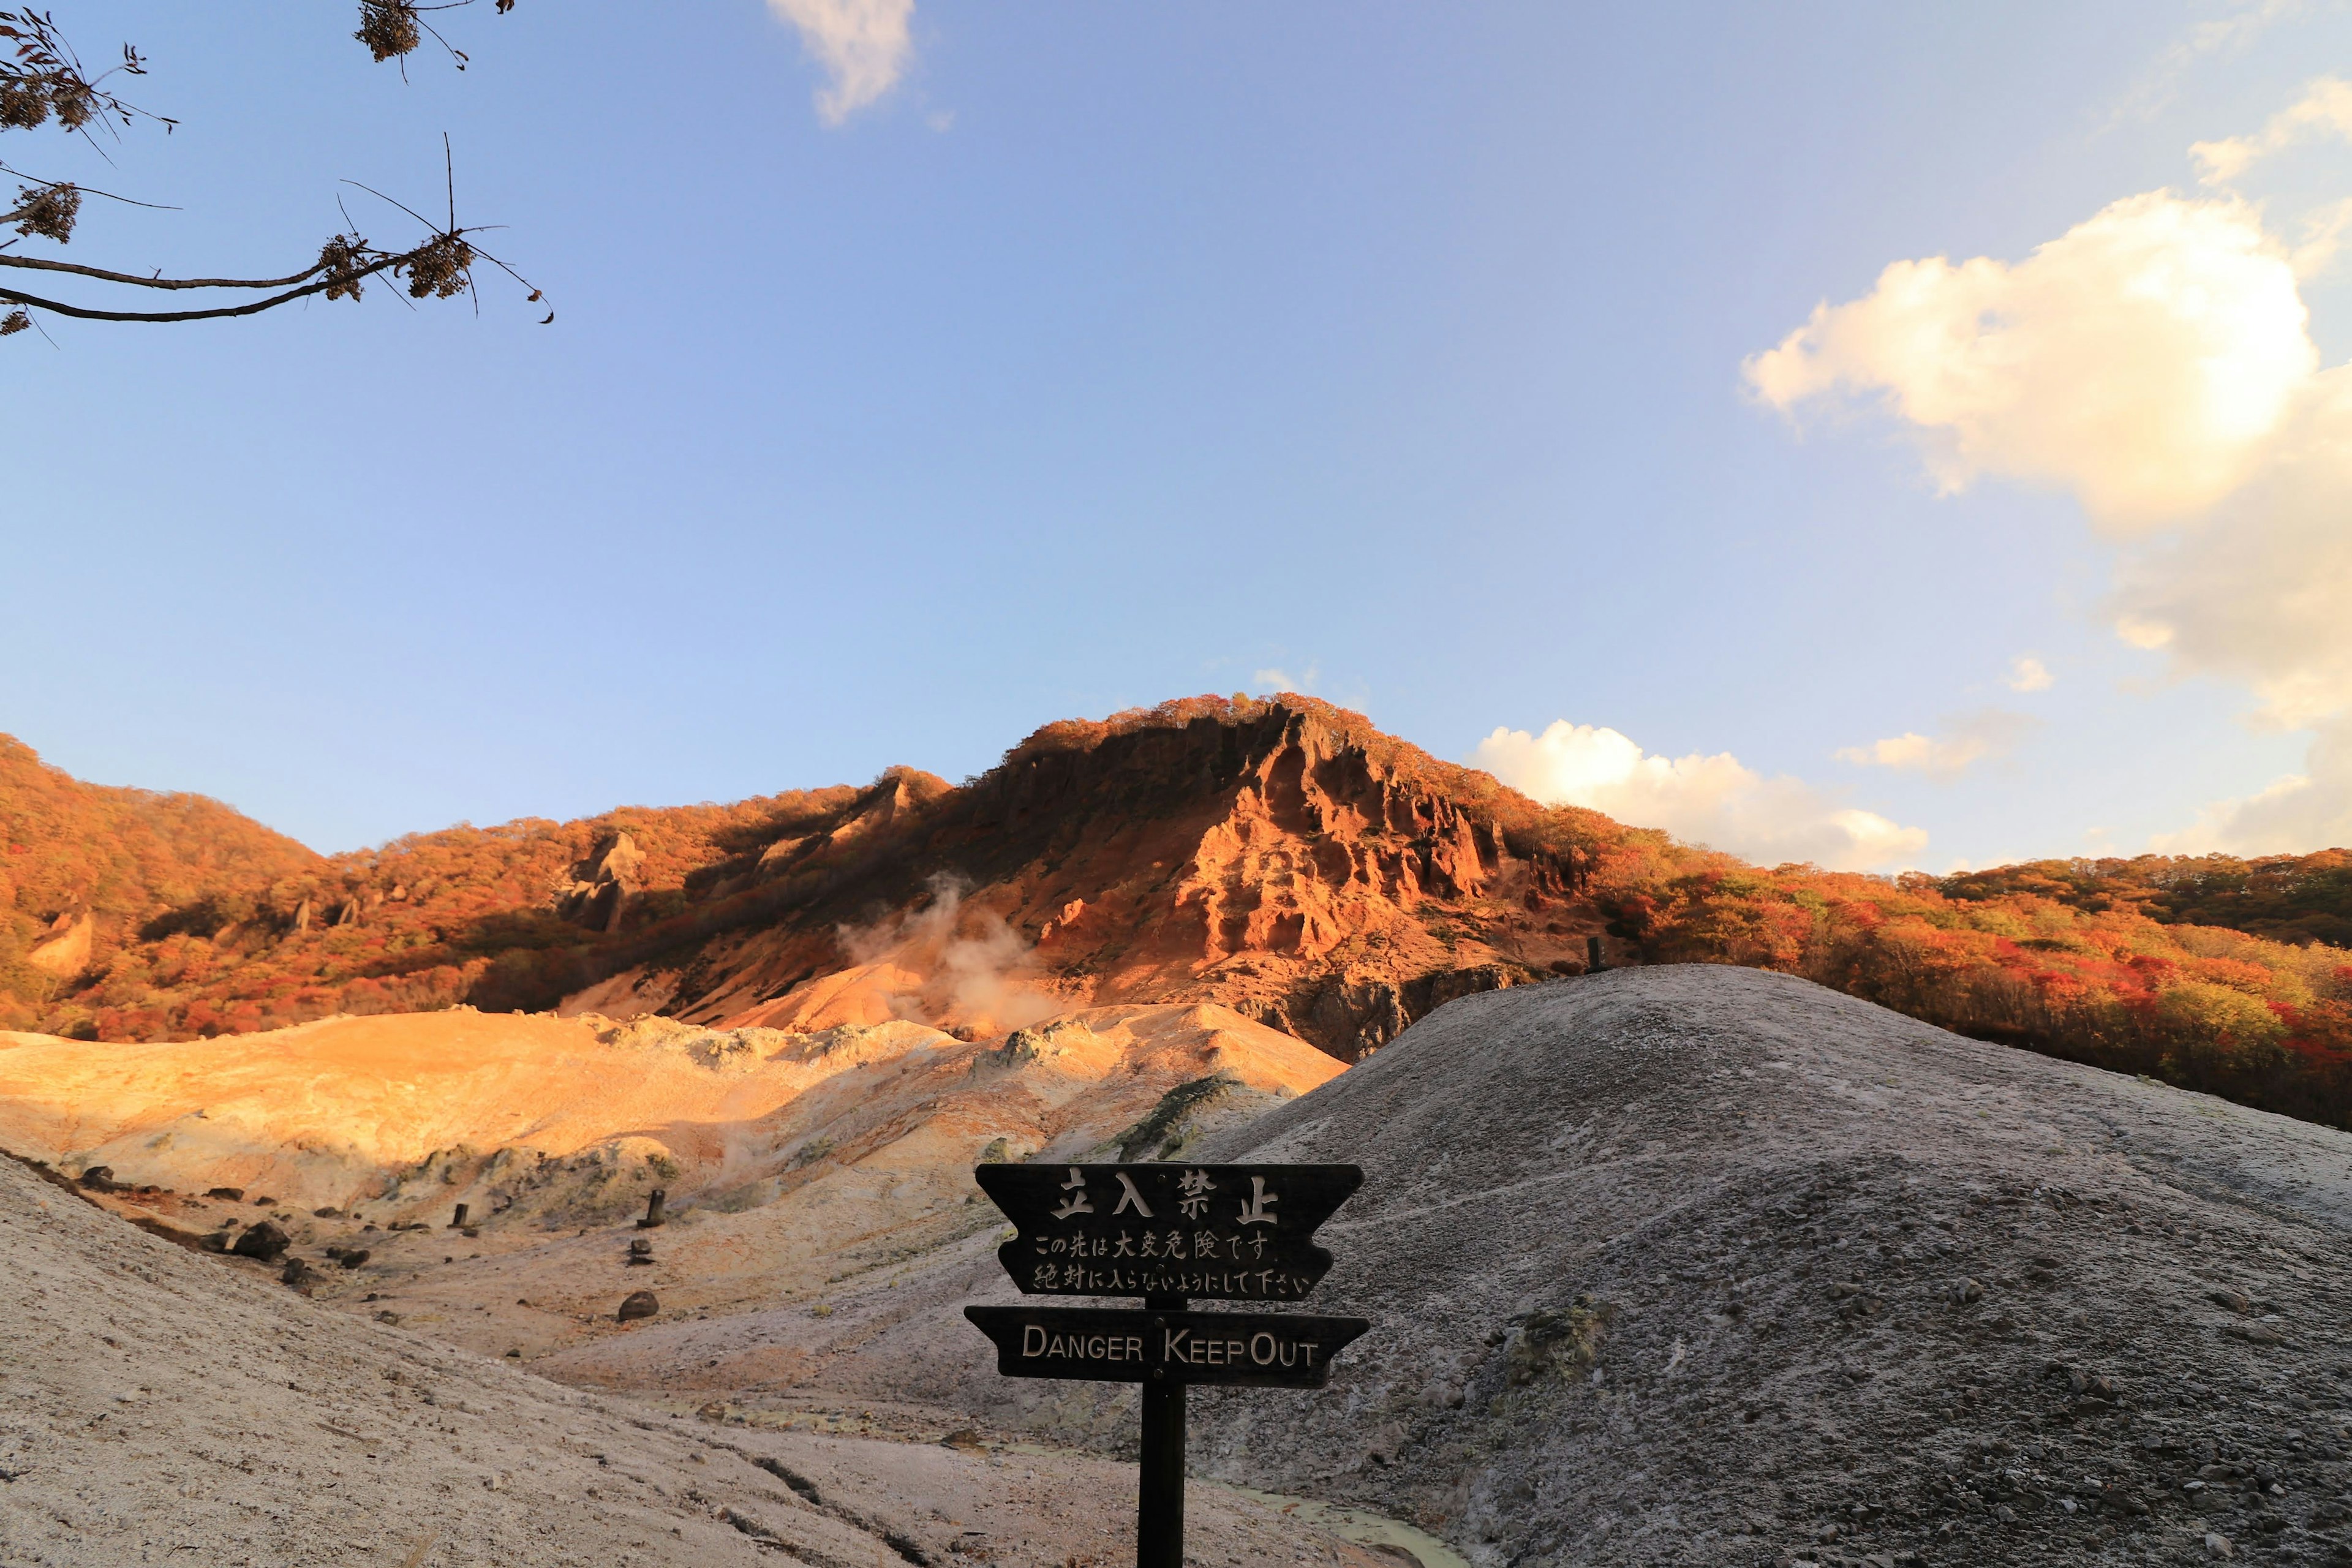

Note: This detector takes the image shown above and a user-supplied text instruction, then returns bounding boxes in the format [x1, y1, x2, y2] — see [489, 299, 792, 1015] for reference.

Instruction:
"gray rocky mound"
[598, 965, 2352, 1567]
[1186, 965, 2352, 1567]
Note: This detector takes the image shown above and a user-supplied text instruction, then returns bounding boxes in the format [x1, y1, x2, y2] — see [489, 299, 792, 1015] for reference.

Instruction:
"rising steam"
[837, 873, 1065, 1036]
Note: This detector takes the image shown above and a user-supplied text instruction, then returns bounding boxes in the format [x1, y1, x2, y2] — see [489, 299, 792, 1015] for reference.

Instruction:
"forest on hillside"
[6, 702, 2352, 1135]
[0, 733, 862, 1041]
[1940, 853, 2352, 948]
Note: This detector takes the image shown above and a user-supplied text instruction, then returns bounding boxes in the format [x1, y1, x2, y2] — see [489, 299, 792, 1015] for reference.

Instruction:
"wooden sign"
[967, 1161, 1368, 1568]
[964, 1305, 1370, 1388]
[971, 1162, 1362, 1302]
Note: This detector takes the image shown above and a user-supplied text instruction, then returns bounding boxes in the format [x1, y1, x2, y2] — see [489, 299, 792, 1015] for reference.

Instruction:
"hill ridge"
[9, 697, 2352, 1132]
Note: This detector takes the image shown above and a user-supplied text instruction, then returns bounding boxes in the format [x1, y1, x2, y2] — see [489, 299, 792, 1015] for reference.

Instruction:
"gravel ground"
[0, 1152, 1409, 1568]
[580, 965, 2352, 1567]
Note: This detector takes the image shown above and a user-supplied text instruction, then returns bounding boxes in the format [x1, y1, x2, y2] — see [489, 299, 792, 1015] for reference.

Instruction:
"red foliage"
[12, 701, 2352, 1136]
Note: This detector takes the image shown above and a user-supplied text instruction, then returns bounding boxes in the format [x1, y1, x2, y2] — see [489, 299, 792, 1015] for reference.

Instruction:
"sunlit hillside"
[7, 699, 2352, 1131]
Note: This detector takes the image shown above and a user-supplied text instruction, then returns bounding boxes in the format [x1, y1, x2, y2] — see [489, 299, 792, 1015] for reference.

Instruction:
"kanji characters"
[1051, 1166, 1094, 1221]
[1112, 1171, 1154, 1218]
[1177, 1169, 1216, 1219]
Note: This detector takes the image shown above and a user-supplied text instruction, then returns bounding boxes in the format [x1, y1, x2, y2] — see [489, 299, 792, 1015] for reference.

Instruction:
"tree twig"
[0, 255, 407, 322]
[0, 252, 330, 290]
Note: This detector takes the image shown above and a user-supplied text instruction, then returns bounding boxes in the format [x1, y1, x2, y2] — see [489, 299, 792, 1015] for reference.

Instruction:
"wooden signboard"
[971, 1161, 1362, 1301]
[966, 1161, 1367, 1568]
[965, 1305, 1369, 1387]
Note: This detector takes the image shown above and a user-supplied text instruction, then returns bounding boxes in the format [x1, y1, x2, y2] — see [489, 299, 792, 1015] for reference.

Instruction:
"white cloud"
[2192, 76, 2352, 184]
[2109, 370, 2352, 728]
[1753, 88, 2352, 855]
[1834, 710, 2035, 780]
[2111, 0, 2302, 125]
[1472, 721, 1928, 872]
[1251, 664, 1319, 693]
[2005, 655, 2055, 693]
[1744, 191, 2316, 530]
[766, 0, 914, 126]
[2151, 717, 2352, 853]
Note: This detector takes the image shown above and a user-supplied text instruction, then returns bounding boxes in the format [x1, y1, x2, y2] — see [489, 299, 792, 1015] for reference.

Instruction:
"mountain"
[557, 694, 1608, 1056]
[0, 735, 321, 1014]
[8, 695, 2352, 1132]
[0, 698, 1616, 1057]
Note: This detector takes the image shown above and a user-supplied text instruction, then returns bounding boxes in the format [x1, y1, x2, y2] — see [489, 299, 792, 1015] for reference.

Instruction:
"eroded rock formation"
[553, 831, 647, 933]
[582, 697, 1611, 1058]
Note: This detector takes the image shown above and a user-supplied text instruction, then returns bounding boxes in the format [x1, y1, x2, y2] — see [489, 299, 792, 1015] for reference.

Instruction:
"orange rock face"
[573, 696, 1611, 1058]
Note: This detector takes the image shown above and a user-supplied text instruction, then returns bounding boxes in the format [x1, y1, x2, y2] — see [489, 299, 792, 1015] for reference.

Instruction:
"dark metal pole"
[1139, 1295, 1186, 1568]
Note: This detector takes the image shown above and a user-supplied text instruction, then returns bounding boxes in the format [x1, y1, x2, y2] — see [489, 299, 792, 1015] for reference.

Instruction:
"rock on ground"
[0, 1152, 1409, 1568]
[567, 966, 2352, 1567]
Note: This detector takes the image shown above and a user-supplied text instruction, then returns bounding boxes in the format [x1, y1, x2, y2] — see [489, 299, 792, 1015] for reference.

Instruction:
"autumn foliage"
[1587, 848, 2352, 1131]
[0, 733, 855, 1043]
[8, 706, 2352, 1135]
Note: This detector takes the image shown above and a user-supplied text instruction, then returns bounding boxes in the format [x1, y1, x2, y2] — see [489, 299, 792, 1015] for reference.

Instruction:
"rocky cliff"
[6, 696, 1638, 1057]
[575, 696, 1622, 1058]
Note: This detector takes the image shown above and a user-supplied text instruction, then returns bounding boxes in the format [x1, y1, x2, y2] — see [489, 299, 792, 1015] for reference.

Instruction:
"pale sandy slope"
[0, 1152, 1408, 1568]
[0, 1002, 1342, 1365]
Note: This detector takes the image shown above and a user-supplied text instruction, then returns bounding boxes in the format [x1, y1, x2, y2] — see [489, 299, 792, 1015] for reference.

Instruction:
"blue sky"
[7, 1, 2352, 870]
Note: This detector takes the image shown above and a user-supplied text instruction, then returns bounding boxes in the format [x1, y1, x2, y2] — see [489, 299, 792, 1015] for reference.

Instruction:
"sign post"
[966, 1162, 1366, 1568]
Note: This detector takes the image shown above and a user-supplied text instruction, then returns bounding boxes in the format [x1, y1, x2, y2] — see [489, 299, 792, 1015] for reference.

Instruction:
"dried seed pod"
[318, 235, 369, 303]
[0, 80, 51, 131]
[400, 232, 474, 300]
[354, 1, 422, 63]
[13, 183, 81, 244]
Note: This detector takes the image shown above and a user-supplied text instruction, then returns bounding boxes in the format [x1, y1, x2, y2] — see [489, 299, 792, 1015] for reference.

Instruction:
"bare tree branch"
[0, 5, 540, 339]
[0, 250, 333, 291]
[0, 254, 407, 323]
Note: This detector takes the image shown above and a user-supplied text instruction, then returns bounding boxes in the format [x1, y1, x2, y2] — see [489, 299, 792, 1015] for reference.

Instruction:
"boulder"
[616, 1290, 659, 1323]
[230, 1221, 289, 1262]
[27, 912, 93, 977]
